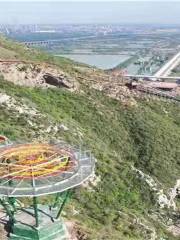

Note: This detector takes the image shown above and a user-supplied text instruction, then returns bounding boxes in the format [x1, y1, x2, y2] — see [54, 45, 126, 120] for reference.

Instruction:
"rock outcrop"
[0, 62, 79, 91]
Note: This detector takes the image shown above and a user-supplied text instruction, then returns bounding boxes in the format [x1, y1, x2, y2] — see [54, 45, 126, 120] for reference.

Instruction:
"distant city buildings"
[1, 24, 180, 39]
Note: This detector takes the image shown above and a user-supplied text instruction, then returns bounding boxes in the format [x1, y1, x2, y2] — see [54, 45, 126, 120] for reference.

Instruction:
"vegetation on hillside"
[0, 74, 179, 239]
[0, 35, 90, 72]
[0, 36, 179, 239]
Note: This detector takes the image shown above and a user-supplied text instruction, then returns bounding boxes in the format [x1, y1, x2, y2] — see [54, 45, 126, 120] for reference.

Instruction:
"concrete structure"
[146, 82, 179, 90]
[154, 51, 180, 78]
[124, 74, 180, 81]
[23, 35, 96, 47]
[125, 51, 180, 81]
[10, 206, 69, 240]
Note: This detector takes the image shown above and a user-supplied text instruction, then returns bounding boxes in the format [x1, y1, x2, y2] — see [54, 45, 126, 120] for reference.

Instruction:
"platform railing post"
[53, 192, 61, 208]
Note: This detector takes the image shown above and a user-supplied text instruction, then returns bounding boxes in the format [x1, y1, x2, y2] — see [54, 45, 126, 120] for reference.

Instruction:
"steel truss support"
[56, 190, 72, 219]
[0, 198, 16, 224]
[33, 197, 39, 227]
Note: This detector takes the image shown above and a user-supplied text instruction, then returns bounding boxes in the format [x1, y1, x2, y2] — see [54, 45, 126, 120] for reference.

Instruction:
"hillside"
[0, 36, 179, 240]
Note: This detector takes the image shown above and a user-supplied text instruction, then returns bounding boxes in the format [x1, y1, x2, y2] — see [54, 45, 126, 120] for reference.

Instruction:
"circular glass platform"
[0, 143, 95, 197]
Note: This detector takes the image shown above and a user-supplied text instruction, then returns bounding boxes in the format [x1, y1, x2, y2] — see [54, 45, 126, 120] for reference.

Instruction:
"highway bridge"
[24, 39, 66, 46]
[154, 51, 180, 78]
[124, 74, 180, 81]
[23, 35, 97, 46]
[24, 40, 50, 46]
[125, 51, 180, 81]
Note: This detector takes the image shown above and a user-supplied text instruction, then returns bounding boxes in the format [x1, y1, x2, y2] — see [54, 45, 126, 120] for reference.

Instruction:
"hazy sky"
[1, 1, 180, 25]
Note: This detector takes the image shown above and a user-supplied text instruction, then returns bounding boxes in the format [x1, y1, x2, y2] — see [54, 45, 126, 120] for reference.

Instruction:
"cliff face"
[0, 37, 179, 240]
[0, 62, 79, 90]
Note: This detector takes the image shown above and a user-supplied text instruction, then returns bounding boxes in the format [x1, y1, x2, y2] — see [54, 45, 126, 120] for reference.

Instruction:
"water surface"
[58, 54, 131, 70]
